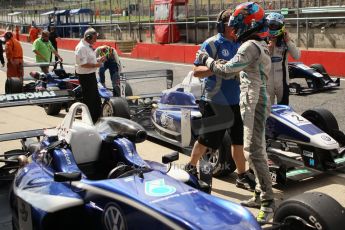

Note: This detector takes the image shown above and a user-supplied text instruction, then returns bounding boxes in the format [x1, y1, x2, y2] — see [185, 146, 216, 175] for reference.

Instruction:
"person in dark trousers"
[0, 38, 5, 67]
[196, 2, 274, 223]
[48, 26, 59, 62]
[75, 28, 105, 123]
[185, 9, 249, 191]
[95, 45, 122, 96]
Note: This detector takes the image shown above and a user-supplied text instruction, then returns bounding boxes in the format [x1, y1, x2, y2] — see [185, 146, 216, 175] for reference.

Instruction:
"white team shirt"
[75, 39, 97, 74]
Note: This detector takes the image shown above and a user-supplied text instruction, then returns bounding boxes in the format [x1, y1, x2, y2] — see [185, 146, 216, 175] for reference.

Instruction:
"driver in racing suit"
[196, 2, 274, 223]
[266, 12, 300, 105]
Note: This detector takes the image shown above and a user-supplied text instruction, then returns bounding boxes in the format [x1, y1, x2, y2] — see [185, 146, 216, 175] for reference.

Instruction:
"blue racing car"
[3, 101, 344, 229]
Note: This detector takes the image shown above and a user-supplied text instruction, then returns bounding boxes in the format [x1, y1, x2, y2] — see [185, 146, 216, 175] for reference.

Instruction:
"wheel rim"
[102, 103, 113, 117]
[202, 148, 220, 169]
[282, 215, 315, 230]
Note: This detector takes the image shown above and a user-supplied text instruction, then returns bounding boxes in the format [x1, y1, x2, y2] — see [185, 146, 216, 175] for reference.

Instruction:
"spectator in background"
[32, 30, 63, 73]
[29, 23, 40, 43]
[48, 26, 59, 62]
[0, 37, 5, 67]
[4, 31, 23, 81]
[95, 45, 122, 96]
[15, 25, 20, 41]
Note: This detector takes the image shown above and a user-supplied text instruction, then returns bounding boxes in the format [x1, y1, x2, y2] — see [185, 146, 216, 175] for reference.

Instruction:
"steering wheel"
[107, 164, 133, 179]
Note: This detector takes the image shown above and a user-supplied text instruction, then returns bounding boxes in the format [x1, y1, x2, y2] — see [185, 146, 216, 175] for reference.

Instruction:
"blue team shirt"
[194, 33, 240, 105]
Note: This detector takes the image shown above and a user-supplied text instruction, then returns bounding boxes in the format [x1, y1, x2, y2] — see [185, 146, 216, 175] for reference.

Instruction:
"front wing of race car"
[288, 62, 341, 94]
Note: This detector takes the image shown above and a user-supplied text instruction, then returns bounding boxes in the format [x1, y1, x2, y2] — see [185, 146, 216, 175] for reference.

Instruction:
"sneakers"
[236, 174, 256, 191]
[184, 163, 198, 178]
[256, 200, 275, 224]
[240, 191, 261, 208]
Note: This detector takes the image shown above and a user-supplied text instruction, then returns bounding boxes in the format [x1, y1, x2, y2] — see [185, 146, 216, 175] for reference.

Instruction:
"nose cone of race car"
[97, 171, 260, 229]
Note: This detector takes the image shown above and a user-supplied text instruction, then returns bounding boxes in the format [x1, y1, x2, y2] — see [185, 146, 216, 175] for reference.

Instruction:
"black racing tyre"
[102, 97, 130, 119]
[0, 149, 26, 183]
[114, 83, 133, 97]
[44, 103, 62, 115]
[274, 192, 345, 230]
[310, 63, 327, 75]
[124, 83, 133, 97]
[5, 78, 23, 94]
[302, 108, 339, 135]
[201, 132, 236, 177]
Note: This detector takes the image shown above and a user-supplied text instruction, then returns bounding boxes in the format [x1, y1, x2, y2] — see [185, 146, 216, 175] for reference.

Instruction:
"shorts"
[229, 104, 244, 145]
[197, 101, 243, 149]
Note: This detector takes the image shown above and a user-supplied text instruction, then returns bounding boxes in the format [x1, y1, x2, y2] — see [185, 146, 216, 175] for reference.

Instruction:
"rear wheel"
[5, 78, 23, 94]
[101, 97, 130, 119]
[201, 132, 236, 177]
[274, 192, 345, 230]
[44, 103, 62, 115]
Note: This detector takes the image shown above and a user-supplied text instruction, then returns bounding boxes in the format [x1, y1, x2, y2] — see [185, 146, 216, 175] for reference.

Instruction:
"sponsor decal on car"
[102, 203, 127, 230]
[61, 149, 72, 165]
[0, 91, 56, 102]
[145, 179, 176, 197]
[303, 150, 314, 158]
[321, 135, 332, 142]
[286, 169, 311, 177]
[160, 112, 175, 130]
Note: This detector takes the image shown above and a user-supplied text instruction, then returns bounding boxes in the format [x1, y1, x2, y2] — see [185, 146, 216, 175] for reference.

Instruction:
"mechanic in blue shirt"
[185, 9, 251, 190]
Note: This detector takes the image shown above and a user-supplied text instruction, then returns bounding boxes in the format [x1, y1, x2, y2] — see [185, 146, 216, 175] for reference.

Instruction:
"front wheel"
[302, 108, 339, 135]
[102, 97, 130, 119]
[201, 132, 236, 177]
[274, 192, 345, 230]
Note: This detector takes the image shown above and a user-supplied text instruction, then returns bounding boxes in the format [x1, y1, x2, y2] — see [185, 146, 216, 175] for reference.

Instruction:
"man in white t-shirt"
[75, 28, 105, 123]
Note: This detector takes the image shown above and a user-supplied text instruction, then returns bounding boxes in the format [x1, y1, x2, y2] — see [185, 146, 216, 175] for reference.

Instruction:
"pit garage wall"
[127, 43, 345, 77]
[14, 33, 345, 77]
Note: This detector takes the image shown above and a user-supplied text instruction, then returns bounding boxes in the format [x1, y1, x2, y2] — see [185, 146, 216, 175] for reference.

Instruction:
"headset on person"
[4, 31, 13, 40]
[85, 33, 93, 41]
[216, 10, 227, 34]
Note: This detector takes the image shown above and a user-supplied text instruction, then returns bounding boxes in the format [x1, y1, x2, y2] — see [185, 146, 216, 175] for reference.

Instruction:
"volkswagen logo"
[103, 203, 127, 230]
[321, 135, 331, 142]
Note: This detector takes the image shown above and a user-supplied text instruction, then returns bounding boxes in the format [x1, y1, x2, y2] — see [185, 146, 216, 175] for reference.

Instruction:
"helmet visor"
[268, 20, 283, 30]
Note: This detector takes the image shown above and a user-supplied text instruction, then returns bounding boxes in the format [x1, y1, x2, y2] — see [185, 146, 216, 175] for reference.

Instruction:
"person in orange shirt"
[29, 25, 40, 43]
[4, 31, 23, 80]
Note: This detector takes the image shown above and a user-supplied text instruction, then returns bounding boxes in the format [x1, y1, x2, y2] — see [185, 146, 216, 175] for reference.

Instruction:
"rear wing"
[119, 69, 173, 98]
[0, 129, 45, 142]
[0, 90, 75, 108]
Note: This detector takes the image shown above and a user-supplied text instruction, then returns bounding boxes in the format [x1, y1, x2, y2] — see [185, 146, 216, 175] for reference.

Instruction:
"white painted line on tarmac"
[21, 42, 193, 67]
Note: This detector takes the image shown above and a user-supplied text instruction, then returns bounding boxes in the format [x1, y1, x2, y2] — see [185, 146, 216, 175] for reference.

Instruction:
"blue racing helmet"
[267, 12, 285, 37]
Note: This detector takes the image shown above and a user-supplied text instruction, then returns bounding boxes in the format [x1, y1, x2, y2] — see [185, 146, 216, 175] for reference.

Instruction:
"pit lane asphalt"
[0, 43, 344, 229]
